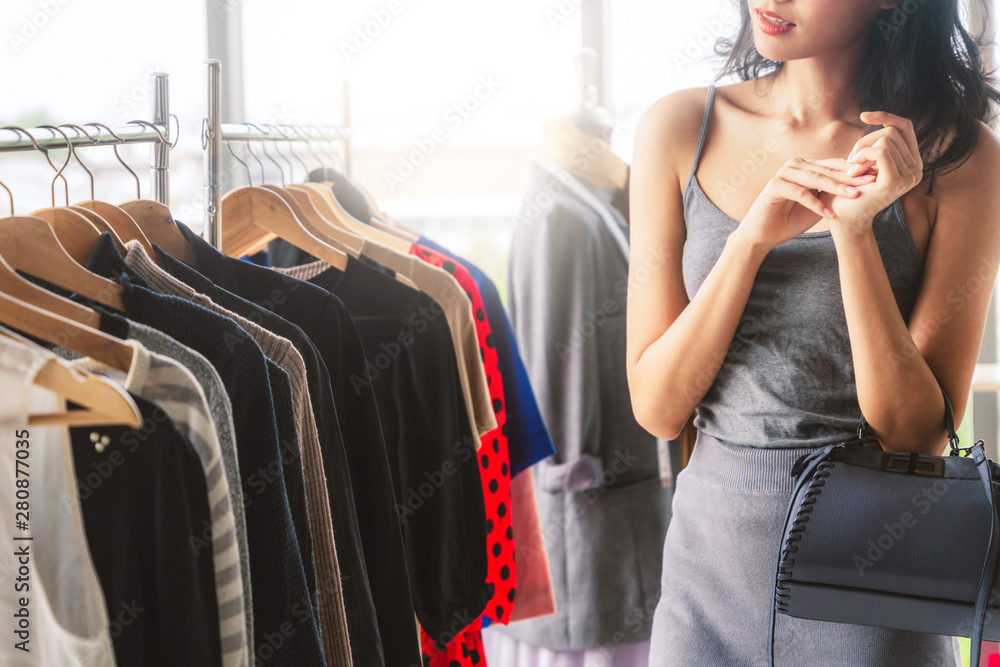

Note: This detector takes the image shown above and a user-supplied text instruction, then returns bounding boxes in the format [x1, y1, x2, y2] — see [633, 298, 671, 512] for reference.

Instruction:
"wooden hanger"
[0, 290, 135, 372]
[86, 119, 193, 265]
[275, 185, 363, 256]
[28, 206, 105, 260]
[118, 199, 193, 265]
[316, 185, 412, 252]
[30, 356, 143, 427]
[0, 326, 141, 428]
[50, 122, 157, 259]
[0, 239, 100, 327]
[66, 206, 128, 256]
[0, 216, 126, 312]
[76, 201, 155, 257]
[220, 185, 348, 270]
[350, 181, 421, 240]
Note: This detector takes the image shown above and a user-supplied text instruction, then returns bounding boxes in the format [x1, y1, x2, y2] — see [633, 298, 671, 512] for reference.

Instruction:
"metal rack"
[202, 59, 352, 250]
[0, 72, 172, 205]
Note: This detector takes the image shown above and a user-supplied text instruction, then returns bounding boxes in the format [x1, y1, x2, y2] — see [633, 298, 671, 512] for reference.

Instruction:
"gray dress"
[648, 83, 963, 665]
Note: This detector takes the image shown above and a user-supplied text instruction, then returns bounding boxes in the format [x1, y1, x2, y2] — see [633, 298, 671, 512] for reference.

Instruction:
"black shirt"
[71, 393, 222, 666]
[84, 236, 326, 667]
[150, 246, 386, 665]
[161, 224, 419, 666]
[306, 256, 491, 648]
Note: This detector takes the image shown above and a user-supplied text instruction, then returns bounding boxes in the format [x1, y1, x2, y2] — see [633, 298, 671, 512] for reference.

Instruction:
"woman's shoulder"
[634, 85, 719, 191]
[925, 118, 1000, 230]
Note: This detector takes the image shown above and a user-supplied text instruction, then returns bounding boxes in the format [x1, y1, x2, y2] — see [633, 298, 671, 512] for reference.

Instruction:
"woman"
[628, 1, 1000, 664]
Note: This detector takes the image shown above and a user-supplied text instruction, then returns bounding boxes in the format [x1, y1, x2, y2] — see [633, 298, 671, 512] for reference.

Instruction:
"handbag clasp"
[882, 452, 946, 477]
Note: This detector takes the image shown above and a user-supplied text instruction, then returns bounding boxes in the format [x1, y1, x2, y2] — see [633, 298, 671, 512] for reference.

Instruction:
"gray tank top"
[682, 83, 924, 447]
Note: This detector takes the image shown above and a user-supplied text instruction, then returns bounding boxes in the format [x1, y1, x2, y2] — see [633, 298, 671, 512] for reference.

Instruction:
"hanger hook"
[37, 125, 74, 207]
[168, 113, 180, 150]
[127, 119, 168, 145]
[272, 125, 297, 183]
[2, 125, 68, 205]
[311, 124, 334, 169]
[284, 126, 311, 181]
[0, 179, 12, 216]
[242, 133, 266, 184]
[293, 125, 323, 175]
[227, 142, 253, 185]
[58, 123, 98, 204]
[84, 122, 141, 199]
[317, 125, 344, 173]
[247, 124, 284, 186]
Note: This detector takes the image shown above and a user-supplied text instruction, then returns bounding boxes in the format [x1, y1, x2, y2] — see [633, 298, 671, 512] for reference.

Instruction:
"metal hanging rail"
[0, 72, 171, 206]
[203, 59, 352, 250]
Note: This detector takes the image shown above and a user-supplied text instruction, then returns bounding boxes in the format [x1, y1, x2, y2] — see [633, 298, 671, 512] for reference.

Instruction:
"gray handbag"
[768, 386, 999, 667]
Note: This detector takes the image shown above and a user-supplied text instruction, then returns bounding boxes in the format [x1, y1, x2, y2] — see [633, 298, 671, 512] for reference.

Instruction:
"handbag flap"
[786, 451, 994, 604]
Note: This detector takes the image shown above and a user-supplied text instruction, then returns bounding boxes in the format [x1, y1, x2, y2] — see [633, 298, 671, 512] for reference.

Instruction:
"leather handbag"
[768, 385, 1000, 667]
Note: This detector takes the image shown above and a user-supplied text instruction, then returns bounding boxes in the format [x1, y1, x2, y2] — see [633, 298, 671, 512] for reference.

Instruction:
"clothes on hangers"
[158, 221, 415, 667]
[123, 241, 351, 667]
[414, 236, 555, 477]
[68, 339, 250, 667]
[0, 174, 558, 667]
[277, 254, 492, 646]
[74, 234, 327, 667]
[0, 336, 117, 667]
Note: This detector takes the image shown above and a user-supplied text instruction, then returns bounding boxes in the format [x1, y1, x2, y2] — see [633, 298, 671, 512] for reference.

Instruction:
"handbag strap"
[857, 382, 959, 451]
[969, 443, 999, 667]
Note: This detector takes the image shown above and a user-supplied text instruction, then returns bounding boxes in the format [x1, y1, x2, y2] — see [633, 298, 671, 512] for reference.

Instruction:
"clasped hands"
[815, 111, 924, 235]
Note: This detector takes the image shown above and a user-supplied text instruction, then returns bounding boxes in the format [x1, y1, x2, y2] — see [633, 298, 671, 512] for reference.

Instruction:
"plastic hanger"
[114, 120, 194, 265]
[220, 142, 348, 270]
[0, 326, 141, 429]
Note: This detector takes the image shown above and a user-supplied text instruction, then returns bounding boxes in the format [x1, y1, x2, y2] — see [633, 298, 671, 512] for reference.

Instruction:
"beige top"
[122, 241, 352, 667]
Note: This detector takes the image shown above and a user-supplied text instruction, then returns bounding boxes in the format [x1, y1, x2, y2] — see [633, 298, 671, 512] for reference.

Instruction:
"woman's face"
[748, 1, 897, 63]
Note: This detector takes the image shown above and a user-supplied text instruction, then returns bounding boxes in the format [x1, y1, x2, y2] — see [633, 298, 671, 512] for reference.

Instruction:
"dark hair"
[713, 0, 1000, 196]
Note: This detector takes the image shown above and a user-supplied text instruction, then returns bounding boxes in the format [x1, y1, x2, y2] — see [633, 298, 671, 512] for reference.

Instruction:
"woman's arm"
[626, 92, 770, 441]
[835, 119, 1000, 455]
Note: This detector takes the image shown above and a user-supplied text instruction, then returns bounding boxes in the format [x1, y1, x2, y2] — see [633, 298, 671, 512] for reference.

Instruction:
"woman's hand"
[735, 156, 875, 251]
[829, 111, 924, 232]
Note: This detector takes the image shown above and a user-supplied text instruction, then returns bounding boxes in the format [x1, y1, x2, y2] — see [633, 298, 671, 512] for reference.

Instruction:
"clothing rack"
[0, 72, 171, 205]
[202, 59, 353, 250]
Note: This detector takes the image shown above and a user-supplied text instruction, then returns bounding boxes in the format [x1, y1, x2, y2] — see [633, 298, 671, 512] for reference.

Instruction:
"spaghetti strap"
[686, 83, 717, 188]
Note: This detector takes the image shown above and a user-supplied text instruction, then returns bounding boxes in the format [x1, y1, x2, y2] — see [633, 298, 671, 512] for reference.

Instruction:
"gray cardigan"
[495, 161, 675, 650]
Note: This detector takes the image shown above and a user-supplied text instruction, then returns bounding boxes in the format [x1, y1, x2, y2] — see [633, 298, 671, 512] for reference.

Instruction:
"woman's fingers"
[804, 158, 878, 183]
[772, 177, 833, 219]
[778, 161, 863, 198]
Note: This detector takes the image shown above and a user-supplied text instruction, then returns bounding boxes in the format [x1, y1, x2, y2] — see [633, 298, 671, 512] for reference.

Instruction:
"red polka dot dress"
[411, 244, 516, 667]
